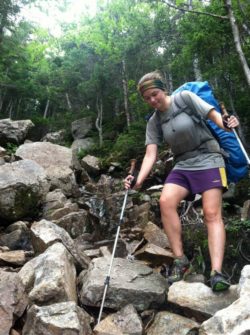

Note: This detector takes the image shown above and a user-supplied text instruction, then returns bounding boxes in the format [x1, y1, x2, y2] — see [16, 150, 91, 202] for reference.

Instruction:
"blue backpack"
[173, 81, 249, 183]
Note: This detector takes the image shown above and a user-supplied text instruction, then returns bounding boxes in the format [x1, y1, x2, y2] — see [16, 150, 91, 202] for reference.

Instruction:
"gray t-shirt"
[145, 91, 225, 170]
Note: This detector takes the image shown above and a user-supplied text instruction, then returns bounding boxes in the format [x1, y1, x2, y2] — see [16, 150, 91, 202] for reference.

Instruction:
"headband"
[138, 79, 166, 95]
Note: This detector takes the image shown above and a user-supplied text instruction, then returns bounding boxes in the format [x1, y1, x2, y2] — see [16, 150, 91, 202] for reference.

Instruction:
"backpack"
[172, 81, 249, 183]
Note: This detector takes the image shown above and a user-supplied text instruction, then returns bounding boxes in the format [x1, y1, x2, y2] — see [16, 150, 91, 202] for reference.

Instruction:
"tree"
[157, 0, 250, 87]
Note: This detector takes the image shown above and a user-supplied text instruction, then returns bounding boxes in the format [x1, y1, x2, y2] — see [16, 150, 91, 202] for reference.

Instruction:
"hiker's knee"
[203, 207, 222, 224]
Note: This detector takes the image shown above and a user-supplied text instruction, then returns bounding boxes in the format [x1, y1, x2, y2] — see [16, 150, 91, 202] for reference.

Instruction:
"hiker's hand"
[124, 175, 139, 190]
[124, 175, 133, 189]
[223, 115, 239, 130]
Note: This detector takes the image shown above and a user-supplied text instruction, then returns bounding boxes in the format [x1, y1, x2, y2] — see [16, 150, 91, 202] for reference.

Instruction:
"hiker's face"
[143, 88, 167, 111]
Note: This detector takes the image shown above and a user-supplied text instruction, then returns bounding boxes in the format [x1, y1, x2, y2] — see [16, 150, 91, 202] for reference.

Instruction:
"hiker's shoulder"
[173, 90, 197, 102]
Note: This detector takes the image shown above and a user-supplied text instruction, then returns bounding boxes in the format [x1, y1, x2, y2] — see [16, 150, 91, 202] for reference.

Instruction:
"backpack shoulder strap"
[173, 91, 204, 124]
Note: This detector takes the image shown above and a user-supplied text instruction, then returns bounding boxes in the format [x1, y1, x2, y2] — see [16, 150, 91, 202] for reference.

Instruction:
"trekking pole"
[220, 103, 250, 165]
[97, 158, 137, 325]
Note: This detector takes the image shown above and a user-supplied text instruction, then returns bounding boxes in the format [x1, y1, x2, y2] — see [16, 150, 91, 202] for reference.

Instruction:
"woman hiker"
[124, 70, 240, 292]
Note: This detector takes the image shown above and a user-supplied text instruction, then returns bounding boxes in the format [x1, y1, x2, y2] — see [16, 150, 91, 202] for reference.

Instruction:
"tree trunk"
[224, 0, 250, 87]
[121, 59, 131, 127]
[164, 71, 173, 94]
[114, 99, 119, 116]
[96, 96, 103, 147]
[0, 93, 3, 113]
[193, 56, 202, 81]
[16, 98, 22, 117]
[43, 99, 50, 119]
[65, 93, 72, 110]
[6, 99, 13, 119]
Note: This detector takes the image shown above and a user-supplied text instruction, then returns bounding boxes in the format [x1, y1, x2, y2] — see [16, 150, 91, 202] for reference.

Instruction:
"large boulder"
[79, 257, 168, 311]
[71, 117, 94, 140]
[0, 159, 49, 222]
[0, 118, 34, 146]
[0, 270, 28, 335]
[22, 302, 92, 335]
[19, 242, 77, 305]
[16, 142, 77, 196]
[199, 265, 250, 335]
[168, 281, 238, 321]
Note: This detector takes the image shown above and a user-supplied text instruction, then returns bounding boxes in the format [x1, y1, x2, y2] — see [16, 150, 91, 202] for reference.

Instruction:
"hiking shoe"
[210, 270, 230, 292]
[168, 255, 191, 285]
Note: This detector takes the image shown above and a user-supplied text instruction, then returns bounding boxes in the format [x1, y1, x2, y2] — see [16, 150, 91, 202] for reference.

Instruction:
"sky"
[21, 0, 97, 36]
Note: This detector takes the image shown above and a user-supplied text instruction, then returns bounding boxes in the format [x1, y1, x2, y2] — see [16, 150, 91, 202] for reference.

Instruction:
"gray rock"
[199, 265, 250, 335]
[71, 117, 94, 140]
[168, 281, 239, 321]
[79, 257, 168, 311]
[19, 242, 77, 305]
[22, 301, 93, 335]
[0, 159, 49, 221]
[0, 225, 32, 250]
[94, 304, 143, 335]
[0, 118, 34, 146]
[146, 311, 200, 335]
[31, 219, 90, 269]
[16, 142, 77, 196]
[81, 155, 101, 176]
[0, 270, 28, 335]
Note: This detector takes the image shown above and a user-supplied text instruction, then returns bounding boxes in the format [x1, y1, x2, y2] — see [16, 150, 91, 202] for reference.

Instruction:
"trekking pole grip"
[220, 102, 231, 129]
[128, 159, 137, 176]
[220, 102, 229, 117]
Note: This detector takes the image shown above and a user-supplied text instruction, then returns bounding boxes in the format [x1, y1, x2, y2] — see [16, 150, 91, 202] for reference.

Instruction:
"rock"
[0, 221, 32, 250]
[30, 219, 90, 269]
[199, 295, 250, 335]
[54, 210, 92, 238]
[16, 142, 77, 196]
[45, 201, 79, 221]
[133, 243, 174, 266]
[41, 130, 65, 144]
[143, 221, 170, 249]
[71, 117, 94, 140]
[199, 265, 250, 335]
[81, 155, 101, 176]
[0, 118, 34, 146]
[146, 311, 200, 335]
[79, 257, 168, 311]
[22, 301, 93, 335]
[0, 269, 28, 335]
[0, 250, 32, 266]
[94, 304, 143, 335]
[0, 159, 49, 221]
[238, 264, 250, 296]
[241, 199, 250, 220]
[168, 281, 239, 321]
[71, 138, 95, 152]
[19, 242, 77, 305]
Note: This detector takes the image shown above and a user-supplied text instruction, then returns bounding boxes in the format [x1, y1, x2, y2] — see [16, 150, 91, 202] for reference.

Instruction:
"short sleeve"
[181, 91, 214, 119]
[145, 112, 163, 146]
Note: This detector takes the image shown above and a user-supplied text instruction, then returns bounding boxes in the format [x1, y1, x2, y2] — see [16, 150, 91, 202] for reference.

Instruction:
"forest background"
[1, 0, 250, 167]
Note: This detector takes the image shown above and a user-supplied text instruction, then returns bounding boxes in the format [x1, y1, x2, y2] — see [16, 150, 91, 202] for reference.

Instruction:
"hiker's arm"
[207, 109, 239, 131]
[124, 144, 158, 189]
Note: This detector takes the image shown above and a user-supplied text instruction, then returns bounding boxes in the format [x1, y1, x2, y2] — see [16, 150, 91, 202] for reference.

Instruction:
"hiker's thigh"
[160, 183, 189, 210]
[202, 188, 223, 222]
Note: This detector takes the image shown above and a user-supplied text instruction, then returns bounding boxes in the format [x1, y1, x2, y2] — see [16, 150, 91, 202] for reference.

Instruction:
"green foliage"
[5, 142, 18, 155]
[111, 120, 146, 162]
[0, 0, 249, 164]
[226, 218, 250, 234]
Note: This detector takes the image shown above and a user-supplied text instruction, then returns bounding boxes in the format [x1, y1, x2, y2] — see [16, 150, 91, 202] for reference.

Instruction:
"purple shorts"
[165, 168, 228, 195]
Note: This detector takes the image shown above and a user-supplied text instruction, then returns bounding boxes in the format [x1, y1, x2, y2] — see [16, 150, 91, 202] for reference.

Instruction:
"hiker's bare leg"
[160, 183, 189, 257]
[202, 188, 225, 272]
